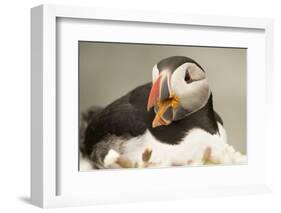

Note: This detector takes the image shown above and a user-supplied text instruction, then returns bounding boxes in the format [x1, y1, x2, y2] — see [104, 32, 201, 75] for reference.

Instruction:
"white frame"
[31, 4, 274, 208]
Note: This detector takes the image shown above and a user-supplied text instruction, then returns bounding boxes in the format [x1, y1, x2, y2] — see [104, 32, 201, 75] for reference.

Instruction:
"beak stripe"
[147, 75, 162, 111]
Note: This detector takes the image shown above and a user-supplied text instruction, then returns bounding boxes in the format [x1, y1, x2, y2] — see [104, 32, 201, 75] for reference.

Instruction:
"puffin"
[80, 56, 227, 169]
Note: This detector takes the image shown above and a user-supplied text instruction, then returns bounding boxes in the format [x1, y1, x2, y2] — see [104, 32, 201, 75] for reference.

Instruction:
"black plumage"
[157, 56, 205, 73]
[83, 82, 222, 157]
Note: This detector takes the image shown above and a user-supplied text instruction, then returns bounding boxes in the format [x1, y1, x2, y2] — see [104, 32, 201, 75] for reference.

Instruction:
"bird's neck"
[147, 94, 218, 145]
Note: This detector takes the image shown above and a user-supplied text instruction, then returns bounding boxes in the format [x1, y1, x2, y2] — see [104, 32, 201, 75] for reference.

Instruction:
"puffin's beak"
[147, 74, 170, 111]
[147, 73, 179, 128]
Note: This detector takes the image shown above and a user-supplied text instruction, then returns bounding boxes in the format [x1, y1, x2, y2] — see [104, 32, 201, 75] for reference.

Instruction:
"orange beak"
[147, 74, 179, 128]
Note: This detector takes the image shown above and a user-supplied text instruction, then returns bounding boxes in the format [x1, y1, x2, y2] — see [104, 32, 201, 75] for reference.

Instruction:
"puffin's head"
[147, 56, 211, 128]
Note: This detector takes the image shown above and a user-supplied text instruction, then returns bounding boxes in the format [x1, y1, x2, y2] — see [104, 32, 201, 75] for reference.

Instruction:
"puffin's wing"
[83, 85, 151, 156]
[95, 101, 147, 137]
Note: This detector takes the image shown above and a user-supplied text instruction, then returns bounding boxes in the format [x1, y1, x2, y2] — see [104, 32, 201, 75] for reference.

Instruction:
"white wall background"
[0, 0, 280, 212]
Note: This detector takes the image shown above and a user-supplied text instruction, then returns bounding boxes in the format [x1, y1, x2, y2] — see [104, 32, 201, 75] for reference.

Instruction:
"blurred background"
[79, 42, 247, 154]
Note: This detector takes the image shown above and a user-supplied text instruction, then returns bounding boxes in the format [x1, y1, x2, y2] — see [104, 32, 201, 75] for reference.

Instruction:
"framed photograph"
[31, 4, 274, 208]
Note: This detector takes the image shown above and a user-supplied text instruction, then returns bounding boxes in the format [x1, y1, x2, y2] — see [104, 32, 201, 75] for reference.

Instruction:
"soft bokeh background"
[79, 42, 247, 154]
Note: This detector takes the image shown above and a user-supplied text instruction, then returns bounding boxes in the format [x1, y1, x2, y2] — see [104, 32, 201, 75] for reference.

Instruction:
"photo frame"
[31, 4, 274, 208]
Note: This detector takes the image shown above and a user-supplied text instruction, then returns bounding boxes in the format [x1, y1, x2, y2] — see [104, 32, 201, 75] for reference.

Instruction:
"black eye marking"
[185, 71, 192, 83]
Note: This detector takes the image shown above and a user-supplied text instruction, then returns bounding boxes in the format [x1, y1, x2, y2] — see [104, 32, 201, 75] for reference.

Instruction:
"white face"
[170, 62, 211, 113]
[148, 61, 211, 127]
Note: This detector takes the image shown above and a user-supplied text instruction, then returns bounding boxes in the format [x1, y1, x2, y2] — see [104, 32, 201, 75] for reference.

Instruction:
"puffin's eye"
[185, 71, 192, 83]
